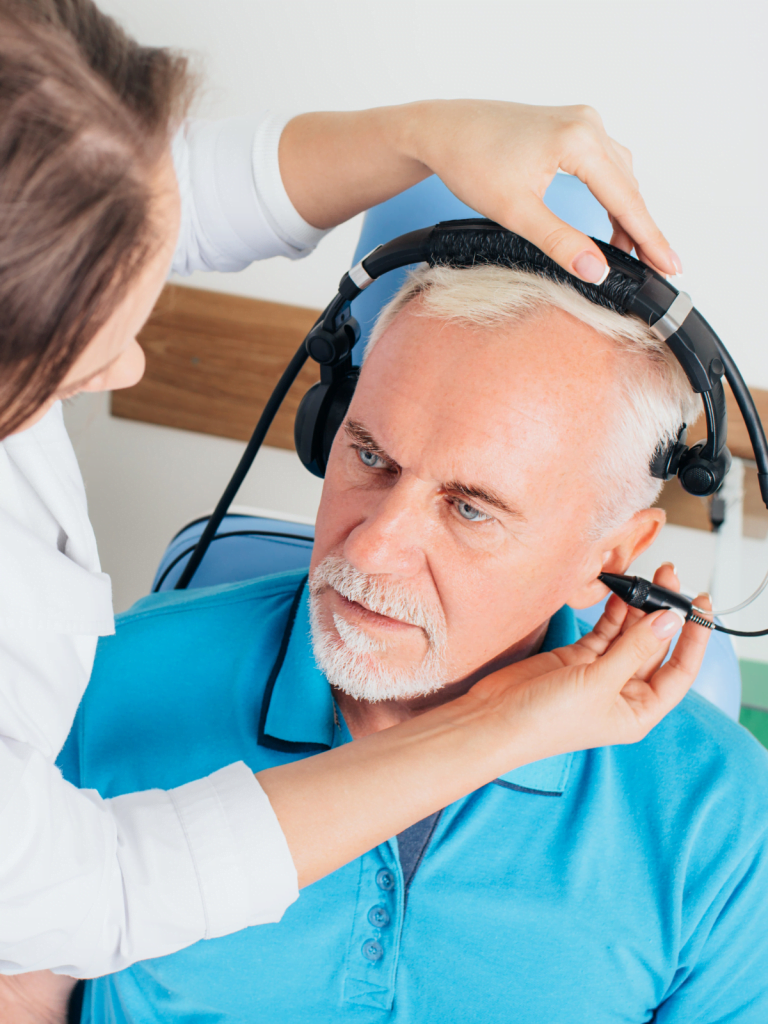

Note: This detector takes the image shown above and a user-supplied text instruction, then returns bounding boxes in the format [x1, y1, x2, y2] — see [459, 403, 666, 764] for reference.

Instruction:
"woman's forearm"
[256, 693, 525, 889]
[278, 105, 430, 230]
[277, 100, 679, 280]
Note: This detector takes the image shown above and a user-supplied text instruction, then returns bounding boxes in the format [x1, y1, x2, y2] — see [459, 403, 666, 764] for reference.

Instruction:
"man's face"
[309, 301, 639, 702]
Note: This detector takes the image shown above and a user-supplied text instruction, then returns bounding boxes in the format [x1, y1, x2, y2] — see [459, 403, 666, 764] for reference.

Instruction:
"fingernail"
[661, 561, 676, 574]
[573, 251, 610, 284]
[652, 610, 684, 639]
[668, 249, 683, 275]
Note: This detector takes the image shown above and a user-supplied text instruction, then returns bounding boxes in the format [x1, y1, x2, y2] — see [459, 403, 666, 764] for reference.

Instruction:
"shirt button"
[362, 939, 384, 962]
[376, 869, 395, 892]
[368, 905, 390, 928]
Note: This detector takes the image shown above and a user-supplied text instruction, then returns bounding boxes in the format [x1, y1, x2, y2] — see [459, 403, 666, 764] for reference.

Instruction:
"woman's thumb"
[587, 609, 683, 691]
[504, 198, 609, 283]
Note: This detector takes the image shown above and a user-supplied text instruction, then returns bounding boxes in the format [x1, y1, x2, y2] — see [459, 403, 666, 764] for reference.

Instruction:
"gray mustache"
[310, 555, 447, 648]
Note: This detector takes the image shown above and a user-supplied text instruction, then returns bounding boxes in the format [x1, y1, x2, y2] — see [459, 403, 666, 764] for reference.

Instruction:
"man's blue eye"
[357, 448, 385, 469]
[456, 500, 489, 522]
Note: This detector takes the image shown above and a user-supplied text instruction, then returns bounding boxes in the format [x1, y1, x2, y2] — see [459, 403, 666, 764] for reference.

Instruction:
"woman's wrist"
[392, 99, 454, 175]
[279, 106, 430, 230]
[416, 687, 538, 784]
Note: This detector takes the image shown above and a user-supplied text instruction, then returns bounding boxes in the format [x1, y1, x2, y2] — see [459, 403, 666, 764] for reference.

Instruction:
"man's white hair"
[363, 264, 700, 538]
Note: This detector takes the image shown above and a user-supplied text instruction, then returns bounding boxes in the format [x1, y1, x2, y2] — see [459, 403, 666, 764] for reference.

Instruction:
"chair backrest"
[153, 173, 742, 720]
[152, 514, 314, 591]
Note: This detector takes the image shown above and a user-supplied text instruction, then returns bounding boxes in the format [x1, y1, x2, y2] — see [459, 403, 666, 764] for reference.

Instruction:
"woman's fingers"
[505, 197, 611, 285]
[608, 216, 635, 255]
[583, 607, 683, 708]
[558, 128, 678, 278]
[645, 593, 711, 712]
[630, 563, 682, 677]
[572, 592, 630, 659]
[501, 151, 676, 282]
[573, 559, 678, 661]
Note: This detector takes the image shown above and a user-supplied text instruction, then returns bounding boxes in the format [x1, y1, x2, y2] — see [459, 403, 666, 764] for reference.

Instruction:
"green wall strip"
[740, 706, 768, 749]
[739, 660, 768, 712]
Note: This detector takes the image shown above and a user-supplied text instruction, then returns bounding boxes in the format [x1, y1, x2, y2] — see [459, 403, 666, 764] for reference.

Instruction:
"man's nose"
[343, 478, 429, 579]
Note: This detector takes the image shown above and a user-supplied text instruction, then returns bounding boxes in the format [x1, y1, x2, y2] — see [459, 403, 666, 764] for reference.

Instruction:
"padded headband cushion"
[426, 223, 643, 317]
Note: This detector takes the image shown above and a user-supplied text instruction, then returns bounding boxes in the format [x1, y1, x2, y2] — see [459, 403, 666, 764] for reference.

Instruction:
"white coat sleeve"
[0, 406, 298, 978]
[170, 112, 329, 275]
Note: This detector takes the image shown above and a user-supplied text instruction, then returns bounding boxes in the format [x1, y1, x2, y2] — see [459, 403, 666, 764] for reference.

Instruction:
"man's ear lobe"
[567, 508, 666, 610]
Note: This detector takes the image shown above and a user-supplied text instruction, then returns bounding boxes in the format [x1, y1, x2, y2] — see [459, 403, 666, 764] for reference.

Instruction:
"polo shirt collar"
[259, 577, 337, 752]
[260, 577, 577, 792]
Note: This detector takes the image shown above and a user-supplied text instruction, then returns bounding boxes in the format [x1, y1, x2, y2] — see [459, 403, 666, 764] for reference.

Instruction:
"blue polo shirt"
[59, 569, 768, 1023]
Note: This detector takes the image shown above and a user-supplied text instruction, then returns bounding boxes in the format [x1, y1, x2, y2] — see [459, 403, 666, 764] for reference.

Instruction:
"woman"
[0, 0, 703, 1002]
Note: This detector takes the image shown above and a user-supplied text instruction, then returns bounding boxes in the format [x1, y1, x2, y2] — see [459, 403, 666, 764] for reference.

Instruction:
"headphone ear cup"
[319, 369, 359, 472]
[294, 381, 331, 478]
[677, 443, 732, 497]
[294, 368, 359, 478]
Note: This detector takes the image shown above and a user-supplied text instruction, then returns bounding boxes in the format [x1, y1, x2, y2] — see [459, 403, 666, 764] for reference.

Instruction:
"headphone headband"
[345, 220, 722, 394]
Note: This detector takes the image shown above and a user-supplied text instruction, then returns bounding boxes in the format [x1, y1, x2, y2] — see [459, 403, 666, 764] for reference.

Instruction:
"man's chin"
[311, 631, 446, 704]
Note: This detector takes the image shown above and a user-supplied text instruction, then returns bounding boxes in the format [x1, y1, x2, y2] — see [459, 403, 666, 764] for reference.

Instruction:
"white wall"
[98, 0, 768, 378]
[74, 0, 768, 615]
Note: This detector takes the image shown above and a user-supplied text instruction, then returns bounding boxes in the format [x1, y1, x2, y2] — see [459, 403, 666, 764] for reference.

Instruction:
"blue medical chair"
[152, 514, 315, 591]
[153, 174, 742, 721]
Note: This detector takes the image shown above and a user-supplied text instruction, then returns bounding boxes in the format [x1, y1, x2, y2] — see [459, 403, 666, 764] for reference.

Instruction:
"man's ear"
[567, 507, 666, 610]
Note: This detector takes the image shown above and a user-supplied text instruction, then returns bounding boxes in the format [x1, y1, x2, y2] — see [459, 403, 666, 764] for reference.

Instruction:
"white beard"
[309, 555, 447, 703]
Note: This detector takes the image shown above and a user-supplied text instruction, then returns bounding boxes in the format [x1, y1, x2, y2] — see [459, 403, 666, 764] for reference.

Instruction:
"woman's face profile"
[9, 151, 182, 436]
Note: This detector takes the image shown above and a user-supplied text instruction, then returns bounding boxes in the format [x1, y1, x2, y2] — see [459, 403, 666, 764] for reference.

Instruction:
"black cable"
[154, 529, 313, 592]
[713, 623, 768, 637]
[686, 614, 768, 638]
[174, 341, 309, 589]
[717, 337, 768, 507]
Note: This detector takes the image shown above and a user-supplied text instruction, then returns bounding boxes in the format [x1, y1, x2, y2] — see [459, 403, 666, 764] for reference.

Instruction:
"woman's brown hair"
[0, 0, 193, 436]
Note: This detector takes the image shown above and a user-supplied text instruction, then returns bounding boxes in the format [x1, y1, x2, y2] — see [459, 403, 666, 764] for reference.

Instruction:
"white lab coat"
[0, 113, 327, 979]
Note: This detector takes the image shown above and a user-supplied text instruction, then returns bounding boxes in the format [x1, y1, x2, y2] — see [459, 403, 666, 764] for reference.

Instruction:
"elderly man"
[59, 264, 768, 1022]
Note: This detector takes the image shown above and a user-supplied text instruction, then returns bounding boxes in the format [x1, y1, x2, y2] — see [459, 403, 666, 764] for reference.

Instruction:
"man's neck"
[334, 618, 550, 739]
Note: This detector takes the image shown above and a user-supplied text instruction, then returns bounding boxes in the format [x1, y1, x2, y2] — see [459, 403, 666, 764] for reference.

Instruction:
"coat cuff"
[251, 111, 329, 255]
[170, 762, 299, 937]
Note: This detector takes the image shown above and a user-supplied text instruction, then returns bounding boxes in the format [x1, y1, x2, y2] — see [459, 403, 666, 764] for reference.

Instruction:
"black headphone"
[176, 218, 768, 589]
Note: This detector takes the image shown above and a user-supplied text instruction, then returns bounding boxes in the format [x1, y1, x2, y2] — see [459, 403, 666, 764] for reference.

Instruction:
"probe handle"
[598, 572, 693, 617]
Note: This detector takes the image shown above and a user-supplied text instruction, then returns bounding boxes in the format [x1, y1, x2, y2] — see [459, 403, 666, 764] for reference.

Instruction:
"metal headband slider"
[348, 247, 382, 291]
[650, 291, 694, 342]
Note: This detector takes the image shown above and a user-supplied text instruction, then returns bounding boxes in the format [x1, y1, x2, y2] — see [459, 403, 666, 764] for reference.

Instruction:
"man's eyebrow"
[344, 419, 398, 465]
[446, 481, 527, 522]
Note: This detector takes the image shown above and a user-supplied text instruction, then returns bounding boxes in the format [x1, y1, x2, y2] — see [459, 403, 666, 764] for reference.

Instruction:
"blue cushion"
[152, 514, 314, 592]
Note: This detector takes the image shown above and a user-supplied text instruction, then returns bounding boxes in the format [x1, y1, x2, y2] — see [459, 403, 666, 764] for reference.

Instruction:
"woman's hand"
[280, 100, 680, 283]
[404, 100, 679, 280]
[0, 972, 76, 1024]
[465, 563, 710, 762]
